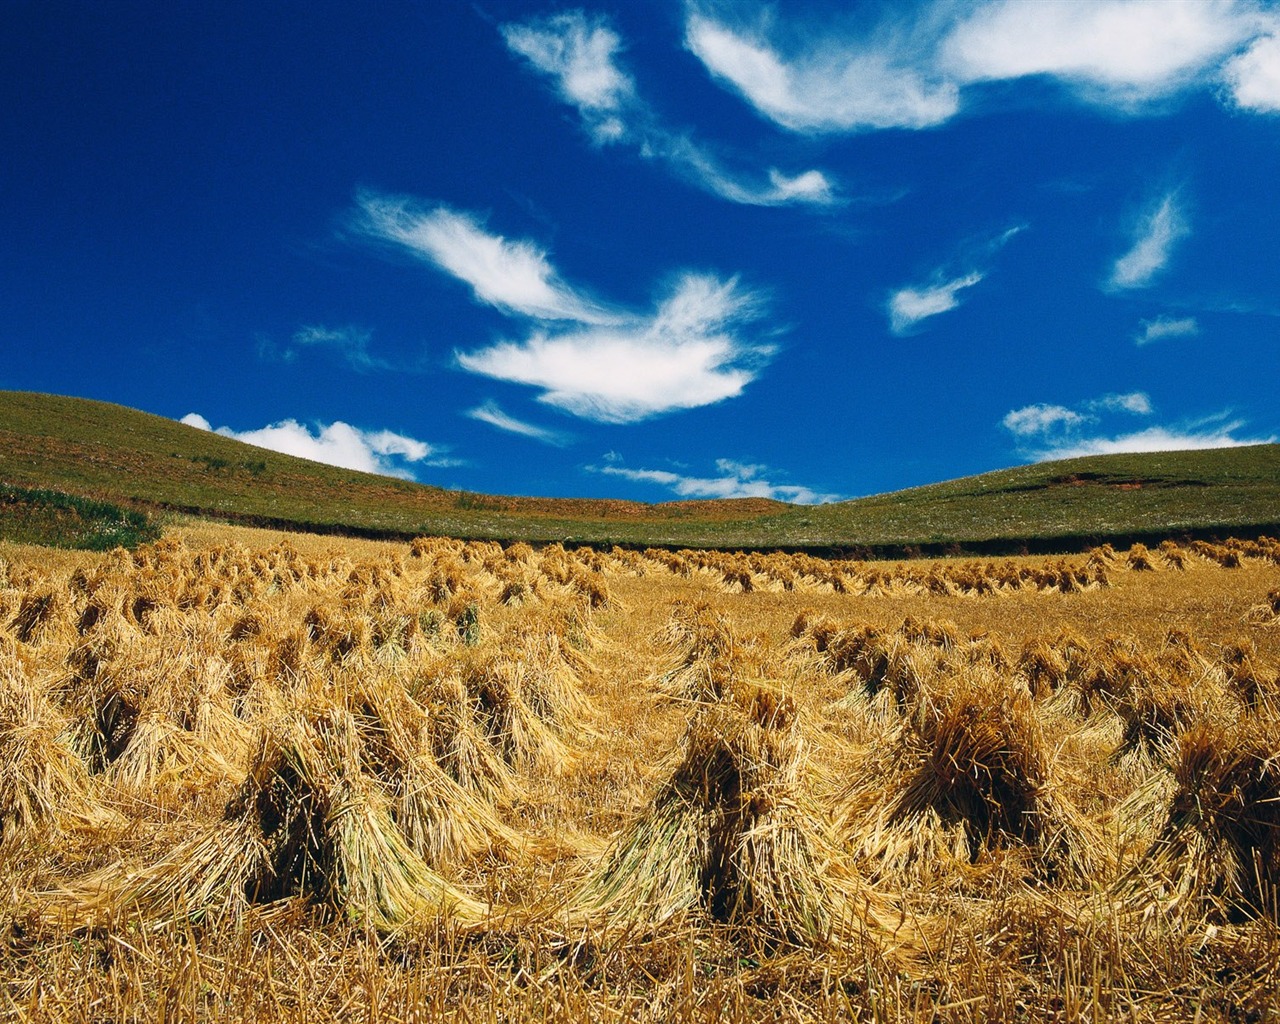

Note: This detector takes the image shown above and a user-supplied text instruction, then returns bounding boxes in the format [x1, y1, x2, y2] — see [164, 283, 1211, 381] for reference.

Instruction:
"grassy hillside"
[2, 390, 1277, 551]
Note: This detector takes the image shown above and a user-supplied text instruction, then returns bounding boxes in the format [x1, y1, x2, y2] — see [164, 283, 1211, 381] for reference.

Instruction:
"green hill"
[2, 390, 1277, 552]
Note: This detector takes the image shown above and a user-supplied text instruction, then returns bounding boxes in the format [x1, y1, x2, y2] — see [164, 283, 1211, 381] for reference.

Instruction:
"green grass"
[0, 485, 162, 550]
[2, 390, 1277, 552]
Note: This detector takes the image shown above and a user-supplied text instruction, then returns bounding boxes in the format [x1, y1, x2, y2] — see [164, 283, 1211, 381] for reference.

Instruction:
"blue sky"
[3, 1, 1278, 503]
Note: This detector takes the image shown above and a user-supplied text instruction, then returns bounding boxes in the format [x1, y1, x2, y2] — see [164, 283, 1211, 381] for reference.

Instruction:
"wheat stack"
[1115, 717, 1280, 925]
[840, 668, 1103, 885]
[567, 687, 915, 953]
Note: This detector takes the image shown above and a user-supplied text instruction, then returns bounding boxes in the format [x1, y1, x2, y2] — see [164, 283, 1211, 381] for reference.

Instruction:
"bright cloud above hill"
[1001, 394, 1272, 461]
[180, 414, 454, 479]
[591, 457, 840, 504]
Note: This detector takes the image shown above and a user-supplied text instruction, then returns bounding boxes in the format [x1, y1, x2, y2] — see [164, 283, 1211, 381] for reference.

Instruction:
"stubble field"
[2, 524, 1279, 1022]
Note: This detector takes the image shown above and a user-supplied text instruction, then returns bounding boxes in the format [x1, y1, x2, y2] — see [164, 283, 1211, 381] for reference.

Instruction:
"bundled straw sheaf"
[568, 686, 915, 953]
[840, 667, 1103, 884]
[0, 660, 111, 840]
[1116, 717, 1280, 925]
[58, 706, 490, 932]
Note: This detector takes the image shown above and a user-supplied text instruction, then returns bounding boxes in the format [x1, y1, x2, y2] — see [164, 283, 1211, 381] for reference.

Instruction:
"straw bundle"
[654, 601, 741, 703]
[569, 687, 911, 951]
[1116, 718, 1280, 924]
[840, 669, 1101, 884]
[9, 588, 74, 647]
[418, 673, 518, 803]
[351, 682, 520, 866]
[57, 707, 490, 931]
[1044, 636, 1144, 720]
[462, 655, 574, 774]
[0, 664, 108, 840]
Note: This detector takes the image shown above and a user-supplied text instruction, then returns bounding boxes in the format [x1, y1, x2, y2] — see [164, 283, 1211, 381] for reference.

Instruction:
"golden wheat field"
[2, 524, 1280, 1022]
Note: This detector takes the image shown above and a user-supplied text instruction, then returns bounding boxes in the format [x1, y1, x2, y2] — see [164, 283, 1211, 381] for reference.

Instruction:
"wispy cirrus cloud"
[359, 191, 773, 423]
[1001, 403, 1088, 437]
[1107, 192, 1189, 291]
[260, 324, 392, 372]
[590, 457, 840, 504]
[1136, 315, 1200, 345]
[942, 0, 1259, 107]
[502, 11, 634, 144]
[1003, 391, 1153, 438]
[465, 400, 571, 446]
[501, 9, 837, 206]
[888, 271, 983, 335]
[887, 225, 1023, 334]
[357, 192, 620, 324]
[1030, 420, 1274, 460]
[685, 9, 959, 133]
[685, 1, 1271, 132]
[180, 413, 457, 479]
[1000, 393, 1271, 461]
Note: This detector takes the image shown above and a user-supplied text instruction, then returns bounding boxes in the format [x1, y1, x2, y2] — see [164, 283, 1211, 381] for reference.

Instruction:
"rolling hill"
[2, 390, 1277, 552]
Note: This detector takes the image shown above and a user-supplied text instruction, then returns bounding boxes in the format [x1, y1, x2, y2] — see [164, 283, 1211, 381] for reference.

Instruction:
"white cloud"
[465, 400, 570, 446]
[1223, 32, 1280, 112]
[1136, 315, 1200, 345]
[888, 271, 983, 334]
[592, 457, 840, 504]
[501, 12, 635, 144]
[456, 273, 770, 423]
[1031, 422, 1274, 460]
[686, 1, 1273, 132]
[1004, 392, 1152, 438]
[358, 191, 774, 423]
[501, 11, 836, 206]
[661, 135, 838, 206]
[684, 11, 959, 132]
[1002, 403, 1087, 437]
[179, 414, 455, 479]
[1108, 192, 1189, 290]
[1001, 394, 1271, 461]
[357, 193, 619, 324]
[1089, 391, 1154, 415]
[943, 0, 1257, 106]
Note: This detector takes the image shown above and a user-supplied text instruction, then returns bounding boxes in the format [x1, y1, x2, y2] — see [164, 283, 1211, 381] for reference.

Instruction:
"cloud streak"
[888, 271, 983, 334]
[262, 325, 392, 372]
[457, 273, 769, 423]
[180, 413, 455, 479]
[465, 400, 571, 446]
[685, 9, 959, 132]
[501, 10, 837, 207]
[887, 224, 1024, 334]
[357, 192, 620, 324]
[1108, 192, 1189, 290]
[592, 457, 840, 504]
[1136, 315, 1200, 345]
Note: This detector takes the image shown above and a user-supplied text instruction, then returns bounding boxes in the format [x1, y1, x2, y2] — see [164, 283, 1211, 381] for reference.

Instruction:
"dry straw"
[567, 685, 919, 957]
[1115, 717, 1280, 926]
[839, 666, 1104, 886]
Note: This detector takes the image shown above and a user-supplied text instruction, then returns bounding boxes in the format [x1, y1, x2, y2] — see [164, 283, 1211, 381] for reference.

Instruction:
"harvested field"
[2, 525, 1280, 1021]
